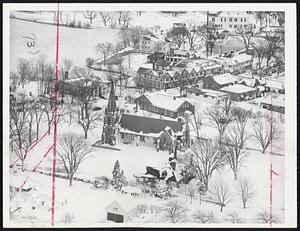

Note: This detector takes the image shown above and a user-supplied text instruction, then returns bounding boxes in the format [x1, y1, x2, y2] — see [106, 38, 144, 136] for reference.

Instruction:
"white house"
[105, 200, 140, 223]
[208, 11, 255, 31]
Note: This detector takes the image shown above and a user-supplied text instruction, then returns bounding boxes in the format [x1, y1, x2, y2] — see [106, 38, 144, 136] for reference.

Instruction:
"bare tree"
[10, 102, 31, 171]
[120, 11, 132, 28]
[237, 25, 254, 52]
[209, 180, 231, 212]
[32, 100, 45, 140]
[186, 20, 201, 50]
[265, 32, 285, 67]
[57, 133, 93, 186]
[186, 111, 202, 141]
[206, 99, 235, 141]
[183, 139, 226, 192]
[223, 108, 252, 180]
[72, 102, 102, 139]
[163, 200, 188, 223]
[83, 11, 96, 24]
[255, 210, 280, 224]
[66, 68, 102, 138]
[95, 42, 114, 66]
[98, 11, 111, 27]
[41, 98, 64, 134]
[252, 114, 281, 153]
[251, 38, 267, 69]
[192, 210, 216, 223]
[187, 183, 197, 204]
[224, 211, 244, 223]
[17, 58, 32, 87]
[167, 26, 188, 49]
[197, 24, 218, 57]
[238, 178, 255, 209]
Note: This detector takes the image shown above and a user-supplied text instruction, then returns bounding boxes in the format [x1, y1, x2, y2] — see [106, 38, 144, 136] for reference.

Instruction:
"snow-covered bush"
[61, 212, 75, 223]
[163, 200, 188, 223]
[94, 176, 112, 190]
[255, 210, 280, 224]
[192, 210, 217, 223]
[224, 211, 244, 223]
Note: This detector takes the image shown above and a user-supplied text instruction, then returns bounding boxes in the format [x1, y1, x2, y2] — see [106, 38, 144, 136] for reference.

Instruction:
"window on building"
[229, 18, 233, 22]
[229, 24, 232, 28]
[244, 24, 247, 28]
[234, 18, 237, 22]
[244, 18, 247, 22]
[234, 24, 237, 28]
[241, 18, 243, 22]
[212, 17, 215, 22]
[224, 18, 226, 22]
[221, 18, 223, 22]
[113, 208, 118, 213]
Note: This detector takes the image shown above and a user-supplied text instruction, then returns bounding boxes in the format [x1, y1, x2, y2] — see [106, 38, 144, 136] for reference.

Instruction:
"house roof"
[143, 93, 192, 111]
[266, 80, 284, 90]
[106, 199, 139, 213]
[119, 113, 183, 134]
[231, 53, 253, 65]
[212, 73, 238, 85]
[137, 67, 152, 74]
[220, 84, 258, 94]
[259, 93, 285, 108]
[156, 59, 172, 67]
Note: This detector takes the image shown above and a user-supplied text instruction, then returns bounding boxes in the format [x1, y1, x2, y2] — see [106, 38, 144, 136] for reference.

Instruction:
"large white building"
[139, 34, 175, 53]
[208, 11, 255, 31]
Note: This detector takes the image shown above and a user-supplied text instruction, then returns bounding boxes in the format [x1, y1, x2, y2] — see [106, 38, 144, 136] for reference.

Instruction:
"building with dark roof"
[119, 113, 184, 151]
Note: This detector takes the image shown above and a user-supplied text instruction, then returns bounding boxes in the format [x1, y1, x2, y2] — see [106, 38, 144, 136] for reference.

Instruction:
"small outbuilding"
[220, 84, 258, 101]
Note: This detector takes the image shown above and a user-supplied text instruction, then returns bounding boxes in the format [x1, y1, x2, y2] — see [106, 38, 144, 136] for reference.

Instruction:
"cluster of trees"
[166, 20, 219, 56]
[179, 101, 281, 212]
[162, 199, 280, 223]
[9, 93, 64, 171]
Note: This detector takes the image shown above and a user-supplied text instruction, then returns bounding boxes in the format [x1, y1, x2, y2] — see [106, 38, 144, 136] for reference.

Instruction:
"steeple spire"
[107, 81, 116, 113]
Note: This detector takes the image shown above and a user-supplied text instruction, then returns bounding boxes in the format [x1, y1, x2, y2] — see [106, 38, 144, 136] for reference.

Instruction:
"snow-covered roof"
[107, 199, 140, 212]
[199, 88, 230, 98]
[266, 80, 285, 90]
[259, 94, 285, 108]
[239, 78, 256, 86]
[212, 73, 238, 85]
[231, 53, 253, 65]
[218, 11, 250, 18]
[143, 93, 192, 111]
[220, 84, 258, 94]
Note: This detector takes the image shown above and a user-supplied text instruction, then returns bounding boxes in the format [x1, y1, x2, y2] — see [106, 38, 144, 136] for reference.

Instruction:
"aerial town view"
[6, 7, 292, 227]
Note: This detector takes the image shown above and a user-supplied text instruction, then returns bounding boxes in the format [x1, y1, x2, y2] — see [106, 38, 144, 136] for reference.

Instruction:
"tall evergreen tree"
[112, 160, 127, 190]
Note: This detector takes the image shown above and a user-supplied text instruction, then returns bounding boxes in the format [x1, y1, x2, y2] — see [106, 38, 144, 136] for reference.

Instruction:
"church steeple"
[107, 81, 116, 113]
[101, 80, 118, 146]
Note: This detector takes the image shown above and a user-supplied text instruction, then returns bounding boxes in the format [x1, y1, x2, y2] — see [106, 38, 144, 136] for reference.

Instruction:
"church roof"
[119, 113, 183, 135]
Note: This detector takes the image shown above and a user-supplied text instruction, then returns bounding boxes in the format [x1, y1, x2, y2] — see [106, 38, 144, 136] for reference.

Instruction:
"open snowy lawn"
[10, 18, 120, 72]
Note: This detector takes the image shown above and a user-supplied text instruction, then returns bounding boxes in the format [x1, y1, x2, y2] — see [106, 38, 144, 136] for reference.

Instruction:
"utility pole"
[206, 11, 209, 58]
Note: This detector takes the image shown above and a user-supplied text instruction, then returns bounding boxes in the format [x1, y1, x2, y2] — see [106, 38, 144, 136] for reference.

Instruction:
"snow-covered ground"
[10, 18, 120, 72]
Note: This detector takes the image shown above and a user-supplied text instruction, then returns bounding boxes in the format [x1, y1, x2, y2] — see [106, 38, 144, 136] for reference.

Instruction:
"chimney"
[64, 71, 68, 80]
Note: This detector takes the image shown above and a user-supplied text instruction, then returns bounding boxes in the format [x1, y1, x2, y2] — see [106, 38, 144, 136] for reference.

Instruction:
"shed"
[105, 200, 140, 223]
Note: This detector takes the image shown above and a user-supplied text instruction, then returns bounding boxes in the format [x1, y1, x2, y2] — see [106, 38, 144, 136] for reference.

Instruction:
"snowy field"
[10, 18, 120, 71]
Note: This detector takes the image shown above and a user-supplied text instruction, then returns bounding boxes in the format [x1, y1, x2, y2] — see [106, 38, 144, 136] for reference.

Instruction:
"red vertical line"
[51, 2, 60, 226]
[269, 93, 273, 227]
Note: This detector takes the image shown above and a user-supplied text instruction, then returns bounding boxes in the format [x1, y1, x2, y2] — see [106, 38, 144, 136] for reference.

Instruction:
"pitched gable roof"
[119, 113, 183, 134]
